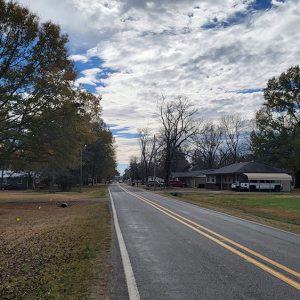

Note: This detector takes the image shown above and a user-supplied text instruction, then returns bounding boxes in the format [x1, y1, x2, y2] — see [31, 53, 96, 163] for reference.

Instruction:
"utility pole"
[1, 167, 4, 190]
[80, 147, 83, 193]
[153, 134, 157, 190]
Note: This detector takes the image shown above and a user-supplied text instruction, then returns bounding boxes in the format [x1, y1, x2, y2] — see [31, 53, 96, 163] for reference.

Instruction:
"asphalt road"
[109, 183, 300, 300]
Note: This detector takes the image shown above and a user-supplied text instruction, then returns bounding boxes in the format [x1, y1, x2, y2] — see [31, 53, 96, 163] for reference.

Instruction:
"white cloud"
[19, 0, 300, 164]
[114, 137, 140, 164]
[76, 68, 102, 86]
[69, 54, 89, 63]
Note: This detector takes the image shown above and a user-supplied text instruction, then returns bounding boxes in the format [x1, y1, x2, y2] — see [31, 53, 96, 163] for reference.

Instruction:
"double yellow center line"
[119, 185, 300, 291]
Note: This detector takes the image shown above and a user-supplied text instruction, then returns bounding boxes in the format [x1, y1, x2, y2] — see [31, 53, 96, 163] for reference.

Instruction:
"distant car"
[146, 180, 164, 187]
[169, 180, 187, 188]
[3, 184, 17, 190]
[240, 181, 282, 192]
[231, 182, 240, 191]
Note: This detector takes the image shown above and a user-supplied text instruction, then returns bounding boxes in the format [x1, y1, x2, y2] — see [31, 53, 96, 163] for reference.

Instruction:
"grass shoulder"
[158, 189, 300, 234]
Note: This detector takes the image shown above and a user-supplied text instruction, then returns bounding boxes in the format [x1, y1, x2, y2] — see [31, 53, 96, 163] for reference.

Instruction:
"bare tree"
[221, 114, 247, 164]
[192, 122, 224, 169]
[138, 128, 156, 183]
[159, 95, 198, 184]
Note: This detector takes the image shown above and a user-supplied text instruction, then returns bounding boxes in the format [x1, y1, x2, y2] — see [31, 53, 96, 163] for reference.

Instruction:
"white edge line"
[109, 188, 141, 300]
[127, 185, 300, 238]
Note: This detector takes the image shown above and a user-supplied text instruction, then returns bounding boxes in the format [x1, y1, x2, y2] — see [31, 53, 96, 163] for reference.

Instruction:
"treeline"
[125, 66, 300, 187]
[0, 1, 116, 190]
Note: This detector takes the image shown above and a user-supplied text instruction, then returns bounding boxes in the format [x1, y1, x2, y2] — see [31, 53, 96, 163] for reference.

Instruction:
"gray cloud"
[19, 0, 300, 163]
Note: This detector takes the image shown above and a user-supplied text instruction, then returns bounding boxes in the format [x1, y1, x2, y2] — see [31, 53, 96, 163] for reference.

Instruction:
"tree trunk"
[164, 151, 172, 186]
[32, 173, 36, 190]
[0, 167, 4, 190]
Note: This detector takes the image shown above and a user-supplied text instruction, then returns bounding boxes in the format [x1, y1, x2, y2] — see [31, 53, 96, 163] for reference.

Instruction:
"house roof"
[243, 173, 292, 181]
[172, 169, 215, 178]
[2, 170, 28, 178]
[205, 161, 286, 175]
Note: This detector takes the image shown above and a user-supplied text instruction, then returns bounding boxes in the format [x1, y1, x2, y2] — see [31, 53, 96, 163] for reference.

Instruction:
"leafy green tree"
[17, 91, 104, 189]
[0, 0, 75, 164]
[83, 122, 116, 184]
[251, 65, 300, 186]
[0, 1, 117, 190]
[127, 156, 143, 182]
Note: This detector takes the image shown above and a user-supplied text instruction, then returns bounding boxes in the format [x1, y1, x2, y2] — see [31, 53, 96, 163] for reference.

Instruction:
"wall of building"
[281, 180, 291, 192]
[178, 176, 206, 188]
[0, 177, 31, 189]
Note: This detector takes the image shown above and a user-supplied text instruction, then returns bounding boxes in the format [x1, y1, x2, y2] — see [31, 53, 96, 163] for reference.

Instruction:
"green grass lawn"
[188, 193, 300, 210]
[163, 191, 300, 233]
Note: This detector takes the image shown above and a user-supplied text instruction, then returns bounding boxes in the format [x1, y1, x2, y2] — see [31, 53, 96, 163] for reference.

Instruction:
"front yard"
[0, 186, 111, 299]
[162, 189, 300, 234]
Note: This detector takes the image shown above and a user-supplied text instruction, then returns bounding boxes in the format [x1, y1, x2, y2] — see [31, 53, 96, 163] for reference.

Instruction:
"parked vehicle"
[232, 180, 282, 192]
[169, 180, 187, 188]
[3, 184, 17, 190]
[231, 182, 240, 191]
[146, 180, 165, 187]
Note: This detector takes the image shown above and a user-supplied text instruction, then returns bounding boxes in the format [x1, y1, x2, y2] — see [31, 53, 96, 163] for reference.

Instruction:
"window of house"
[17, 178, 22, 185]
[207, 175, 216, 183]
[3, 178, 7, 184]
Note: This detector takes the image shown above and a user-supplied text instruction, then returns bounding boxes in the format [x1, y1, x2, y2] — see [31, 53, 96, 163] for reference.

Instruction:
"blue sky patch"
[202, 0, 283, 30]
[74, 56, 102, 73]
[110, 127, 139, 139]
[237, 88, 263, 94]
[250, 0, 273, 10]
[74, 56, 117, 93]
[117, 163, 128, 175]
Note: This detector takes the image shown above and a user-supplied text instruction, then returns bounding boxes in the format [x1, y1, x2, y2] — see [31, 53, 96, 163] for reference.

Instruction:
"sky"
[18, 0, 300, 174]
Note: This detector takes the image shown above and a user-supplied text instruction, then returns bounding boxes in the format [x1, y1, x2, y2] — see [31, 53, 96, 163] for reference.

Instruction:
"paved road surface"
[109, 183, 300, 300]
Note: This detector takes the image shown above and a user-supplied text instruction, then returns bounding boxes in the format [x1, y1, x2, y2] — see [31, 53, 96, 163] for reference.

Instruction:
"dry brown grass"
[0, 187, 111, 300]
[0, 185, 107, 204]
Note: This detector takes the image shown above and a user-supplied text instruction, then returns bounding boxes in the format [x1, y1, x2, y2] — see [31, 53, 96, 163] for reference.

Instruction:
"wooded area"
[0, 0, 116, 190]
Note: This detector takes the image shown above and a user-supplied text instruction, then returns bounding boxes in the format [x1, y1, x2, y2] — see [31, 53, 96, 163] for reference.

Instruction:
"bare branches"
[159, 95, 198, 183]
[221, 114, 247, 164]
[192, 122, 224, 169]
[192, 114, 250, 169]
[138, 128, 157, 182]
